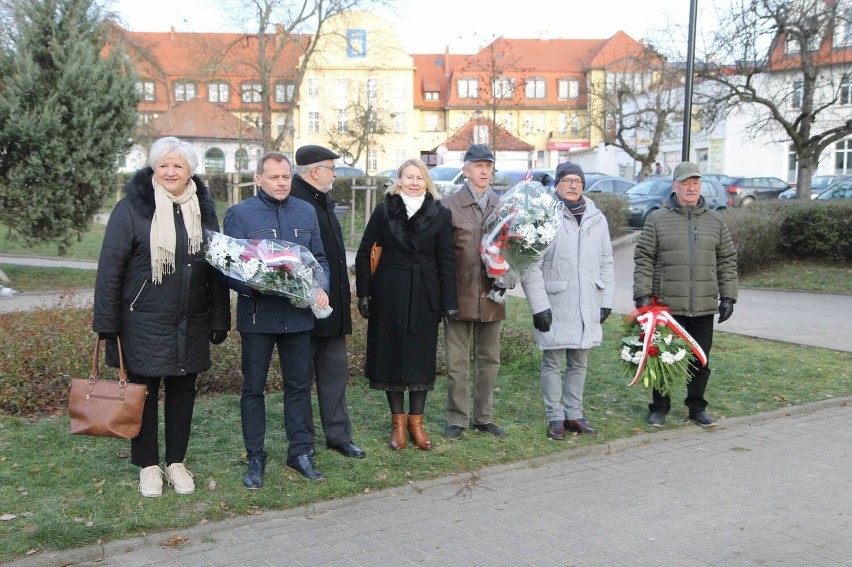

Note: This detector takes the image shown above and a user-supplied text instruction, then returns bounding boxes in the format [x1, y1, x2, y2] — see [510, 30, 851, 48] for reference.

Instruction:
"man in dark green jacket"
[633, 161, 738, 428]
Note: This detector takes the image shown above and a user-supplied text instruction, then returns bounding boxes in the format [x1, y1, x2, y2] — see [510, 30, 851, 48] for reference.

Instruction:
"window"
[367, 78, 378, 100]
[558, 113, 567, 133]
[394, 77, 407, 100]
[337, 110, 348, 133]
[536, 113, 545, 133]
[308, 112, 320, 134]
[242, 82, 262, 103]
[208, 82, 229, 103]
[425, 91, 439, 101]
[307, 78, 319, 97]
[367, 149, 377, 173]
[136, 81, 155, 101]
[367, 109, 377, 133]
[204, 148, 225, 174]
[276, 116, 286, 137]
[525, 78, 546, 99]
[523, 113, 533, 132]
[835, 13, 852, 47]
[841, 75, 852, 105]
[457, 78, 478, 99]
[785, 32, 821, 54]
[336, 79, 348, 99]
[275, 82, 294, 103]
[493, 78, 515, 99]
[174, 81, 195, 102]
[394, 112, 406, 134]
[791, 79, 803, 109]
[836, 139, 852, 174]
[557, 78, 579, 100]
[571, 115, 580, 133]
[425, 114, 438, 132]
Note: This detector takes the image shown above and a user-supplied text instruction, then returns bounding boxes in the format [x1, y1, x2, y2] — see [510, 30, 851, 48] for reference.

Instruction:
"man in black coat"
[291, 145, 366, 459]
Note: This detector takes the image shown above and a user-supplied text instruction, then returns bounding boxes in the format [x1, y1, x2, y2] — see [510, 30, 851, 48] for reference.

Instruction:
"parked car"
[626, 178, 728, 228]
[702, 173, 736, 186]
[428, 166, 464, 197]
[376, 168, 398, 179]
[584, 174, 633, 195]
[778, 175, 851, 200]
[492, 168, 556, 194]
[814, 178, 852, 201]
[335, 166, 365, 177]
[723, 176, 791, 207]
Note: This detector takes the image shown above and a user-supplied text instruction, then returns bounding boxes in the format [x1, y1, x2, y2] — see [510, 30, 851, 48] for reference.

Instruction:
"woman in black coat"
[355, 158, 458, 451]
[93, 136, 230, 497]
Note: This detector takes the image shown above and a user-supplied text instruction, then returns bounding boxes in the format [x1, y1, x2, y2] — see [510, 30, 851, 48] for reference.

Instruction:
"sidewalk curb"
[19, 396, 851, 567]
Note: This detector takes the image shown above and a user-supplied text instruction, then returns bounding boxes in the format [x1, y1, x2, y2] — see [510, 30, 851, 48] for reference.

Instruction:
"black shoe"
[444, 425, 465, 439]
[243, 457, 265, 490]
[647, 412, 667, 427]
[547, 420, 566, 440]
[472, 422, 507, 436]
[286, 454, 326, 481]
[689, 410, 718, 428]
[564, 418, 598, 436]
[328, 441, 366, 459]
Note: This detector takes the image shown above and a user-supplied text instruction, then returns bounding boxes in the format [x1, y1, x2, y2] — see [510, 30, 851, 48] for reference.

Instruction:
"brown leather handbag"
[370, 242, 382, 275]
[68, 336, 147, 439]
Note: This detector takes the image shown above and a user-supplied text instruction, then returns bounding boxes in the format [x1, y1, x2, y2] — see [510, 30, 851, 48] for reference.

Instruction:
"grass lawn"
[740, 259, 852, 294]
[0, 296, 850, 562]
[0, 265, 96, 292]
[0, 222, 106, 263]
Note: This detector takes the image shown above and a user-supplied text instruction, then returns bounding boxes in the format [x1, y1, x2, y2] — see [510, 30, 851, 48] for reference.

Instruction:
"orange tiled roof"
[440, 118, 534, 152]
[412, 51, 470, 107]
[146, 97, 262, 141]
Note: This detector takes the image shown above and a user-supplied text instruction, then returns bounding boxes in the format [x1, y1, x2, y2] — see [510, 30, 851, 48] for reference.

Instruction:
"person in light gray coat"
[521, 163, 614, 441]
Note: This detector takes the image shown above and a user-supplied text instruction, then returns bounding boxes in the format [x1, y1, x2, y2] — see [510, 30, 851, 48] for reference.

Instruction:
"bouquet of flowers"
[619, 301, 707, 396]
[204, 230, 332, 319]
[479, 181, 563, 303]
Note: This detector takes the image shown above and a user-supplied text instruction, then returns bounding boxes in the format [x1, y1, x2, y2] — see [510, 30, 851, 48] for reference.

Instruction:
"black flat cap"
[295, 145, 341, 165]
[463, 144, 495, 163]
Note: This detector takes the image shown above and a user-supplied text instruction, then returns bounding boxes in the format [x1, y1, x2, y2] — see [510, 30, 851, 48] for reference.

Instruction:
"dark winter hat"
[673, 161, 702, 182]
[295, 145, 340, 165]
[555, 162, 585, 186]
[463, 144, 495, 163]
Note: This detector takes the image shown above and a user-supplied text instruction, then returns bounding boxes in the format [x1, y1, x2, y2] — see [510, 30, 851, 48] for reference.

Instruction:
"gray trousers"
[309, 335, 353, 447]
[540, 348, 589, 421]
[445, 320, 501, 427]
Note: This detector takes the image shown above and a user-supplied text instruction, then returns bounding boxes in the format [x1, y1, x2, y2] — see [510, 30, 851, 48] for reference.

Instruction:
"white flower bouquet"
[204, 230, 332, 319]
[480, 181, 563, 303]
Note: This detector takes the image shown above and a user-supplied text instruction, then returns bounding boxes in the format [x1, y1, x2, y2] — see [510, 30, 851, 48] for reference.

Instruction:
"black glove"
[442, 309, 459, 325]
[635, 296, 652, 309]
[358, 297, 370, 319]
[209, 330, 228, 345]
[718, 297, 734, 323]
[600, 308, 611, 324]
[491, 284, 507, 298]
[98, 332, 117, 341]
[532, 309, 552, 332]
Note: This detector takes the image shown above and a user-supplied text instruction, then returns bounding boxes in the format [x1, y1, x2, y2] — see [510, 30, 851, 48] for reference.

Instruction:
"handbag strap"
[90, 336, 128, 385]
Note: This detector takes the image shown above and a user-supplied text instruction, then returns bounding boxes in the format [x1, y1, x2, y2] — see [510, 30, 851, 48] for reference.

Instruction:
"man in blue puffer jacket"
[224, 151, 329, 488]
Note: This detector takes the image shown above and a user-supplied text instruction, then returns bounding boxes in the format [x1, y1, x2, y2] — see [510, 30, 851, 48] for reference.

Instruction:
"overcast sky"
[108, 0, 727, 54]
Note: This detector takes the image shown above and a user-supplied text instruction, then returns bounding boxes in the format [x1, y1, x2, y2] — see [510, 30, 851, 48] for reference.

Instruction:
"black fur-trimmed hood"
[385, 192, 440, 253]
[124, 166, 218, 225]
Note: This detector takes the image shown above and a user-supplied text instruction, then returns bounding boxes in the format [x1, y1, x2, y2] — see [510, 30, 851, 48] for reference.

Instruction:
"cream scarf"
[399, 192, 425, 219]
[150, 177, 202, 284]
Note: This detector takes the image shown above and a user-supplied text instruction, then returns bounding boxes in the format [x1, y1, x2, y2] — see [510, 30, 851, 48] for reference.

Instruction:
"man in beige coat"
[441, 145, 507, 439]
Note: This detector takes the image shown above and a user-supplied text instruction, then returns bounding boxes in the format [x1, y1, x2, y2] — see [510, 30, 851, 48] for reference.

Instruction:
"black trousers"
[128, 372, 197, 468]
[649, 313, 715, 414]
[310, 335, 353, 447]
[240, 331, 313, 460]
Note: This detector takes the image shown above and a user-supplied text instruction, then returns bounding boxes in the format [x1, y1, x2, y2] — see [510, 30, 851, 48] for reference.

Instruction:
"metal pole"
[682, 0, 699, 161]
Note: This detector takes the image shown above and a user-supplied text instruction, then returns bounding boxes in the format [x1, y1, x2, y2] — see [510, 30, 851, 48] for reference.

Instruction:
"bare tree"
[698, 0, 852, 198]
[323, 73, 395, 171]
[454, 36, 528, 150]
[221, 0, 390, 152]
[586, 43, 686, 180]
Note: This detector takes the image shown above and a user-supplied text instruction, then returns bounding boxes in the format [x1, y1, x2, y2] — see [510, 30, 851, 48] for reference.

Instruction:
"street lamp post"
[682, 0, 699, 161]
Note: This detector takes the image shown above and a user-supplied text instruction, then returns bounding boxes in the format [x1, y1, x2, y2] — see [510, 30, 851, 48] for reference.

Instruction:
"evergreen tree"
[0, 0, 137, 253]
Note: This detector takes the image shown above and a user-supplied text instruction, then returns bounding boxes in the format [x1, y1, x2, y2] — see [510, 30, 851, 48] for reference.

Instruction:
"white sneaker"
[139, 465, 164, 497]
[165, 462, 195, 494]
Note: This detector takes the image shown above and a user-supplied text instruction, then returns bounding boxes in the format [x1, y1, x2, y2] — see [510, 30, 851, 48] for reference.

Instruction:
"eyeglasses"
[315, 165, 336, 172]
[560, 177, 583, 186]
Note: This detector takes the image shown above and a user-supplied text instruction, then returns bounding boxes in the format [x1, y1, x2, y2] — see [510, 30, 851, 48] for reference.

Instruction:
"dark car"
[723, 176, 791, 207]
[815, 177, 852, 201]
[779, 175, 851, 200]
[626, 178, 728, 228]
[584, 174, 633, 195]
[493, 168, 556, 195]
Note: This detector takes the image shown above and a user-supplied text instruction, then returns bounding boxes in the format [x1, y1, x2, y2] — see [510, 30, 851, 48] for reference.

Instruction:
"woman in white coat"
[521, 162, 615, 440]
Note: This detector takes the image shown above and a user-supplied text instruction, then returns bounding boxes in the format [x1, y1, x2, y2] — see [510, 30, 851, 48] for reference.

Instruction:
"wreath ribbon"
[625, 300, 708, 388]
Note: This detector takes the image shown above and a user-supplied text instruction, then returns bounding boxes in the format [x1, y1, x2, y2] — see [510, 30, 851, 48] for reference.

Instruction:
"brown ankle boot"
[407, 414, 432, 450]
[390, 413, 407, 450]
